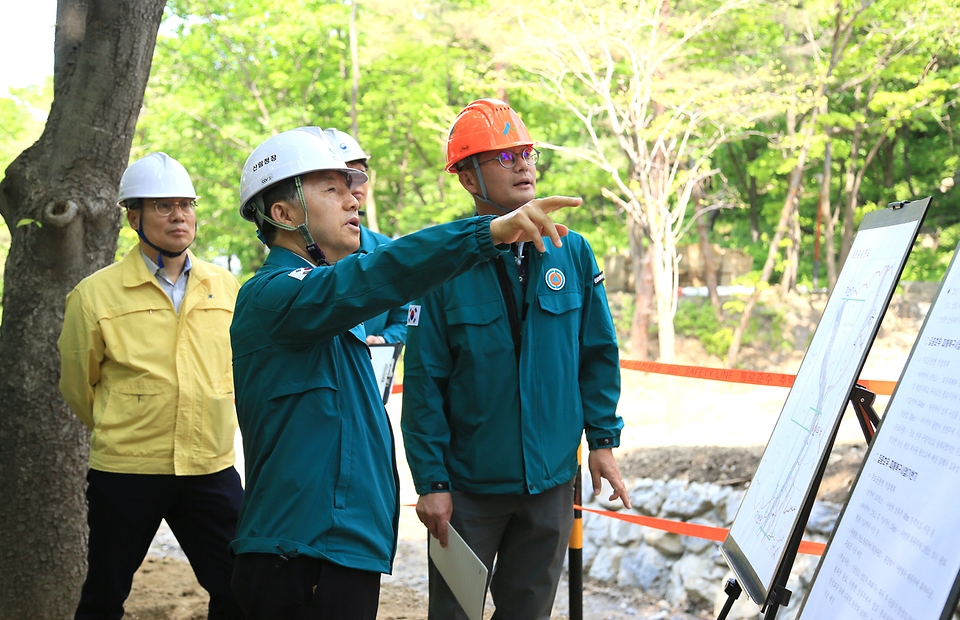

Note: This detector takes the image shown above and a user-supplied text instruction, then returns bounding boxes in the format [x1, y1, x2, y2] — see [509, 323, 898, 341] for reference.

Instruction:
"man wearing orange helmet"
[228, 126, 582, 619]
[401, 99, 631, 619]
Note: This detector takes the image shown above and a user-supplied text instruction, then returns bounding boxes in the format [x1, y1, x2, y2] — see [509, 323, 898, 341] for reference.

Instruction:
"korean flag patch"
[407, 305, 421, 327]
[287, 267, 312, 281]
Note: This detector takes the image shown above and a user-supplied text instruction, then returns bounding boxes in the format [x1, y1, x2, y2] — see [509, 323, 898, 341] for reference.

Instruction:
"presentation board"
[797, 241, 960, 620]
[720, 198, 931, 606]
[368, 342, 403, 405]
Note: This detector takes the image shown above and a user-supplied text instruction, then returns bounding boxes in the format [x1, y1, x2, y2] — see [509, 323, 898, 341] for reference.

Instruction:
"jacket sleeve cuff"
[473, 215, 503, 258]
[415, 480, 451, 494]
[587, 435, 620, 450]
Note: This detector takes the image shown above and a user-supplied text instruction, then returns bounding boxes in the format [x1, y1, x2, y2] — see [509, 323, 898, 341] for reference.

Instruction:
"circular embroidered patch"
[545, 268, 566, 291]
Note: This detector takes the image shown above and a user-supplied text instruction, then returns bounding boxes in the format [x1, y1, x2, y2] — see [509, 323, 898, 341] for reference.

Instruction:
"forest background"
[2, 0, 959, 365]
[0, 0, 959, 615]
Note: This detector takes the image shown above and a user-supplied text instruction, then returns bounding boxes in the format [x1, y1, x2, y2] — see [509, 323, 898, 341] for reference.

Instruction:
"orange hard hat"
[445, 99, 535, 173]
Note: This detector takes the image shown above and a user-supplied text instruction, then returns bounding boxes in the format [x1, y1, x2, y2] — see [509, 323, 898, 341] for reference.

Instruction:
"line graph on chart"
[726, 219, 919, 595]
[750, 263, 896, 552]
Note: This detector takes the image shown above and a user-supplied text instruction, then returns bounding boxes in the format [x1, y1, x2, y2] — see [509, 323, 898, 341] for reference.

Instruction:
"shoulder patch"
[407, 305, 421, 326]
[593, 271, 605, 285]
[287, 267, 312, 281]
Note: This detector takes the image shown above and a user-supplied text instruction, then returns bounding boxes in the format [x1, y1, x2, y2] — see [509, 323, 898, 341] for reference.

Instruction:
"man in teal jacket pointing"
[401, 99, 631, 619]
[228, 126, 580, 620]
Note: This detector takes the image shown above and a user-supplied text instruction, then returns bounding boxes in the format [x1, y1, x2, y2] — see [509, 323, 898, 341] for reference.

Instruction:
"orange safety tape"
[392, 361, 894, 396]
[618, 359, 895, 396]
[399, 504, 826, 556]
[577, 505, 826, 556]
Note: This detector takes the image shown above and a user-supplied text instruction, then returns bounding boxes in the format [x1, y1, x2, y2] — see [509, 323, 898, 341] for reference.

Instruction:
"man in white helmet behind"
[58, 152, 244, 619]
[324, 128, 408, 346]
[228, 126, 581, 619]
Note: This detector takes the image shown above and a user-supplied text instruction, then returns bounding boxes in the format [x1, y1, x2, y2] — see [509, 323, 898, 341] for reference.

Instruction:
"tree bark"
[364, 168, 380, 233]
[693, 184, 721, 315]
[349, 0, 360, 140]
[726, 168, 801, 368]
[0, 1, 166, 616]
[780, 199, 800, 299]
[819, 138, 838, 292]
[628, 217, 653, 360]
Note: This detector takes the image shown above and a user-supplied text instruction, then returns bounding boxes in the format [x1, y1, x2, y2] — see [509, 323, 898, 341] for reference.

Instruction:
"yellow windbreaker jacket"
[58, 249, 239, 475]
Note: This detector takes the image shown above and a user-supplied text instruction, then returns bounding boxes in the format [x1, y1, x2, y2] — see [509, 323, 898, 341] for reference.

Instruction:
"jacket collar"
[121, 247, 213, 289]
[264, 246, 317, 269]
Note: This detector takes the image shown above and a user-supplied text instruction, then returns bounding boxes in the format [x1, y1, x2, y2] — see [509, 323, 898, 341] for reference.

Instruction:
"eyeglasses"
[149, 199, 197, 217]
[477, 146, 540, 169]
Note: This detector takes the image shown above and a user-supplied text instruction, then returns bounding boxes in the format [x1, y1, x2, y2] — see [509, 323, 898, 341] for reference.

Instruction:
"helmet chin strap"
[469, 156, 512, 213]
[136, 205, 192, 269]
[254, 175, 330, 266]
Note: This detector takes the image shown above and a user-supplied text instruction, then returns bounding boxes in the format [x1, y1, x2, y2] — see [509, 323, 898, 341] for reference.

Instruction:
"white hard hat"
[322, 128, 370, 163]
[239, 126, 369, 223]
[117, 152, 197, 205]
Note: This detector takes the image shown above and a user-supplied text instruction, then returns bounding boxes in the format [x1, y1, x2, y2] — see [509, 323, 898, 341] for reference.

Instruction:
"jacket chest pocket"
[537, 291, 581, 317]
[536, 291, 583, 347]
[445, 300, 509, 353]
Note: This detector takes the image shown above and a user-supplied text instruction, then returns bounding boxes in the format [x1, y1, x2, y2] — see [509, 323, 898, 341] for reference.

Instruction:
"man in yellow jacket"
[58, 153, 243, 620]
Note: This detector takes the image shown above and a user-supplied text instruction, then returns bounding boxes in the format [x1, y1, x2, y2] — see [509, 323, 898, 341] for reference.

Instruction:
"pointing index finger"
[532, 196, 583, 214]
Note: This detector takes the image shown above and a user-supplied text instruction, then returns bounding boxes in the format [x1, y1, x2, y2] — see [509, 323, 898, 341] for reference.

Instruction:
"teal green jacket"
[229, 217, 500, 573]
[401, 231, 622, 496]
[356, 226, 409, 344]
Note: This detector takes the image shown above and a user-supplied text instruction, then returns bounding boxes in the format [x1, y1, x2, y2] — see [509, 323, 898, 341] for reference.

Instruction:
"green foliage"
[901, 223, 960, 282]
[673, 300, 727, 357]
[0, 80, 51, 181]
[92, 0, 960, 288]
[674, 297, 788, 358]
[135, 0, 629, 277]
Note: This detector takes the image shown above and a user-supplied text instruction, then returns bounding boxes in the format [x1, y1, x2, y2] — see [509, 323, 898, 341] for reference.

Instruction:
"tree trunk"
[651, 233, 677, 364]
[818, 138, 838, 293]
[364, 168, 380, 233]
[628, 217, 653, 360]
[780, 200, 800, 300]
[726, 160, 805, 369]
[0, 1, 166, 616]
[349, 0, 360, 139]
[839, 84, 864, 269]
[694, 186, 720, 315]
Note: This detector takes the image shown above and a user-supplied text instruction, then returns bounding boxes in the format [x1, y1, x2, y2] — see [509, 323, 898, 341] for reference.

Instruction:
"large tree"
[0, 1, 167, 615]
[511, 0, 767, 362]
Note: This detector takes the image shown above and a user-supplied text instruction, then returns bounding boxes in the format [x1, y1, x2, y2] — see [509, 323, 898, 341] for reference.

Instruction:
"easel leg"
[716, 578, 742, 620]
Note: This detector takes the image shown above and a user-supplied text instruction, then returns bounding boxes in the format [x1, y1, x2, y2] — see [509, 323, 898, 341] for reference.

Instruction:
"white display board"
[368, 343, 403, 405]
[798, 243, 960, 620]
[720, 199, 930, 606]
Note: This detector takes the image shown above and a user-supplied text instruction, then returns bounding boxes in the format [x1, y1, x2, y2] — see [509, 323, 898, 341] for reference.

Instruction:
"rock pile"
[580, 477, 842, 620]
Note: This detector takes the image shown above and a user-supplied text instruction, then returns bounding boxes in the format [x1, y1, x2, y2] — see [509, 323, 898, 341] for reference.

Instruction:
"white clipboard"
[429, 524, 488, 620]
[367, 342, 402, 405]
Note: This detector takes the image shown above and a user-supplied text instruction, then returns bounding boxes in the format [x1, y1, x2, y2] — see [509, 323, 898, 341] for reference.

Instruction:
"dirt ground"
[121, 290, 918, 619]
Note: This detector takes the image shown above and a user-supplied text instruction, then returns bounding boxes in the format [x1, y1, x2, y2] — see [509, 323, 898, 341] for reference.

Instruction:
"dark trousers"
[232, 553, 381, 620]
[75, 467, 245, 620]
[428, 479, 575, 620]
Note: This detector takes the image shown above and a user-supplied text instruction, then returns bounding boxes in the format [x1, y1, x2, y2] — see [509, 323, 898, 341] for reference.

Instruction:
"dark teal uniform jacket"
[229, 217, 500, 573]
[357, 226, 409, 344]
[401, 231, 622, 496]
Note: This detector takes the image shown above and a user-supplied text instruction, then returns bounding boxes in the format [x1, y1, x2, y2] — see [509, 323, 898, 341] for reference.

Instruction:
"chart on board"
[798, 242, 960, 620]
[720, 199, 930, 606]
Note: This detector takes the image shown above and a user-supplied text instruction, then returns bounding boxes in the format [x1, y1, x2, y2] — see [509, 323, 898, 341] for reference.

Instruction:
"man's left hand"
[366, 335, 386, 345]
[588, 448, 632, 509]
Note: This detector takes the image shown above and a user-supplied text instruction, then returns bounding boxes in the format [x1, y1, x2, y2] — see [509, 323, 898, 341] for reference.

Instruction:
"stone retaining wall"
[580, 476, 841, 620]
[582, 476, 960, 619]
